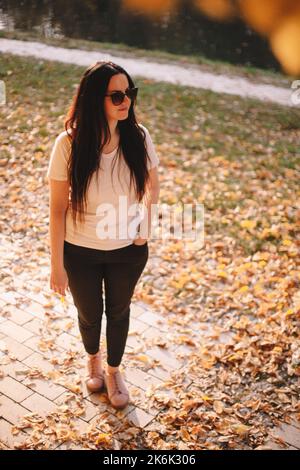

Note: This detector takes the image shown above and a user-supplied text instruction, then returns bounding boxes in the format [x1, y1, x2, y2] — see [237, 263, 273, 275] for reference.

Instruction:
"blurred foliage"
[124, 0, 300, 76]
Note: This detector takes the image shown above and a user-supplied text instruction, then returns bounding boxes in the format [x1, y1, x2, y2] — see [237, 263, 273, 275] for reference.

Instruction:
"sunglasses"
[105, 87, 138, 106]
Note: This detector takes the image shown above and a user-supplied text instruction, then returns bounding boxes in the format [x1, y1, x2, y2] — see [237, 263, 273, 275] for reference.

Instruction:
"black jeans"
[63, 240, 149, 366]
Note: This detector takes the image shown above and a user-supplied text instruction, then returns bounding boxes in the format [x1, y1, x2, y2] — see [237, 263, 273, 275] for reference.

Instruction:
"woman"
[46, 60, 160, 410]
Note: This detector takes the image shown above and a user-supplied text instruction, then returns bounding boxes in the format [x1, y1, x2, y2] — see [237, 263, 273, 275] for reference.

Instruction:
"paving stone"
[54, 417, 105, 449]
[271, 423, 300, 449]
[0, 441, 10, 449]
[22, 336, 43, 353]
[175, 343, 198, 357]
[141, 326, 165, 341]
[0, 358, 32, 381]
[144, 419, 168, 434]
[23, 335, 62, 355]
[0, 320, 34, 343]
[123, 367, 162, 391]
[125, 325, 170, 352]
[0, 395, 31, 425]
[256, 440, 298, 450]
[126, 325, 163, 350]
[0, 305, 34, 326]
[0, 337, 34, 361]
[0, 418, 29, 449]
[21, 392, 57, 416]
[144, 363, 173, 382]
[22, 318, 44, 335]
[138, 311, 168, 332]
[55, 332, 83, 351]
[123, 383, 161, 417]
[50, 318, 79, 338]
[55, 442, 87, 450]
[54, 392, 100, 422]
[125, 332, 146, 349]
[123, 343, 134, 356]
[90, 410, 124, 432]
[22, 377, 66, 401]
[48, 299, 78, 317]
[0, 376, 33, 402]
[283, 415, 300, 431]
[128, 318, 149, 334]
[85, 392, 111, 413]
[130, 303, 147, 319]
[126, 406, 155, 429]
[144, 346, 182, 370]
[17, 299, 47, 320]
[89, 413, 127, 448]
[22, 352, 56, 374]
[17, 289, 50, 307]
[0, 291, 23, 305]
[109, 402, 136, 419]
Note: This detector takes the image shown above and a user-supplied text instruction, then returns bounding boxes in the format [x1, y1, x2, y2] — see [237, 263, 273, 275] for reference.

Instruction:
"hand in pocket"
[133, 237, 148, 246]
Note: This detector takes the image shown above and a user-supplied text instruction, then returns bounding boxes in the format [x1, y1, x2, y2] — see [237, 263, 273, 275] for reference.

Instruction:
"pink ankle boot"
[104, 369, 130, 410]
[86, 351, 104, 392]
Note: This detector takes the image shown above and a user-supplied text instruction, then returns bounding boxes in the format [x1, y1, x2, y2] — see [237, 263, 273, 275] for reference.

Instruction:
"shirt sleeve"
[143, 126, 160, 170]
[46, 132, 71, 181]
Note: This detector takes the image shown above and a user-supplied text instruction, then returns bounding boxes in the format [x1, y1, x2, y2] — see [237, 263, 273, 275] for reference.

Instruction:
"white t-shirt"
[46, 124, 160, 250]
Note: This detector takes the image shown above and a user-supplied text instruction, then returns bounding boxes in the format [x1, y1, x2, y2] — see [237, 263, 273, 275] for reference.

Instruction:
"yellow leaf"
[285, 308, 294, 317]
[232, 424, 251, 436]
[217, 270, 228, 278]
[135, 354, 151, 364]
[95, 433, 111, 446]
[239, 285, 249, 293]
[201, 395, 213, 402]
[240, 220, 256, 230]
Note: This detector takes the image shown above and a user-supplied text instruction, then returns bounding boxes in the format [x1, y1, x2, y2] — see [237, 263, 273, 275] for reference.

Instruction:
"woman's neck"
[107, 119, 119, 140]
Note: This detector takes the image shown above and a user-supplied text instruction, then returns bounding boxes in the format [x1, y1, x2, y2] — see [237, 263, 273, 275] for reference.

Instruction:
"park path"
[0, 233, 299, 450]
[0, 38, 296, 108]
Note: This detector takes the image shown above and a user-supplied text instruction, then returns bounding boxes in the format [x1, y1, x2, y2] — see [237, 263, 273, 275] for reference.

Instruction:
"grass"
[0, 51, 299, 257]
[0, 29, 294, 89]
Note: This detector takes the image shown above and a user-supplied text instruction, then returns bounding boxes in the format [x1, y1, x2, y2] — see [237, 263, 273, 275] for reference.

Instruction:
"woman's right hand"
[50, 265, 70, 297]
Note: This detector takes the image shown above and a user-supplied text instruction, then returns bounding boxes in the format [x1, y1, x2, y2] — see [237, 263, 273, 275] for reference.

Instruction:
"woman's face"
[104, 73, 132, 123]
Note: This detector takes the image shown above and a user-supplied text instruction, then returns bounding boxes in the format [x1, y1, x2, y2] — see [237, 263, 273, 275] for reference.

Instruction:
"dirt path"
[0, 38, 296, 108]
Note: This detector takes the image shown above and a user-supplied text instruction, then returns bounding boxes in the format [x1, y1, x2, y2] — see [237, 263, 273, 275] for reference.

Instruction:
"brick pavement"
[0, 234, 299, 450]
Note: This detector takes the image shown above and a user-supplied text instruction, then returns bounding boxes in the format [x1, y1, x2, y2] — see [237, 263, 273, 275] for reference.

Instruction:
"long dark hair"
[64, 60, 151, 230]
